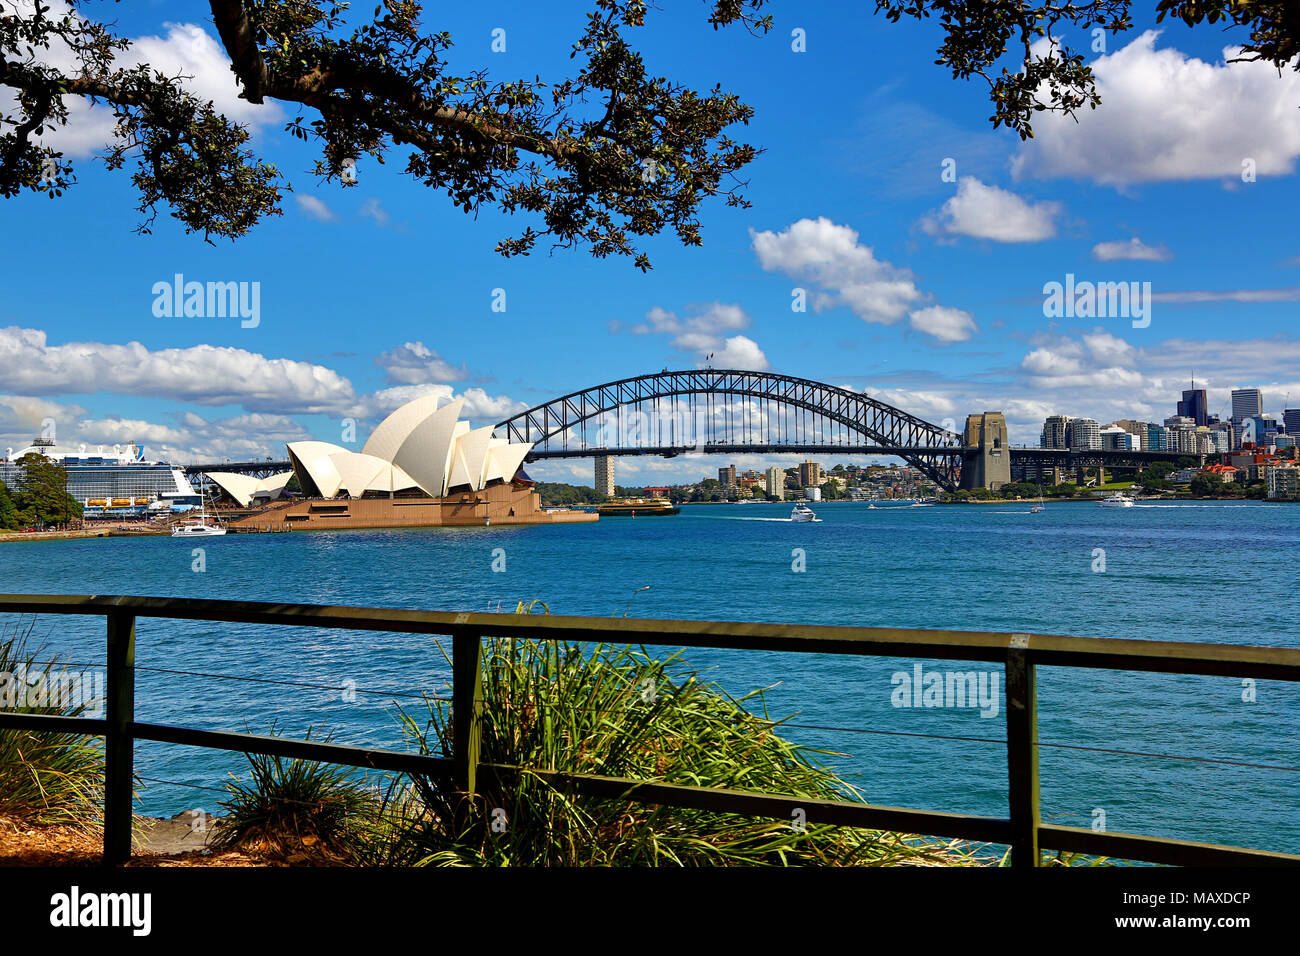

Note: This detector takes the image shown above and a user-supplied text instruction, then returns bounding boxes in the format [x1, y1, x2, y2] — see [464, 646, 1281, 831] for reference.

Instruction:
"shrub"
[0, 618, 104, 829]
[379, 606, 979, 867]
[211, 727, 382, 863]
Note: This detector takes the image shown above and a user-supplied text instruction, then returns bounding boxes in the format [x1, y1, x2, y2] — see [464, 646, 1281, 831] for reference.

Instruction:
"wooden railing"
[0, 593, 1298, 867]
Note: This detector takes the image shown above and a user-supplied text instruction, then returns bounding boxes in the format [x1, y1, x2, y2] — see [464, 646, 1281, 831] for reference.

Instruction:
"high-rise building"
[765, 465, 786, 501]
[1040, 415, 1071, 449]
[1164, 416, 1197, 454]
[1209, 422, 1234, 454]
[798, 460, 822, 488]
[1100, 426, 1137, 451]
[594, 455, 615, 497]
[1284, 409, 1300, 435]
[718, 465, 737, 488]
[1232, 388, 1264, 422]
[1067, 418, 1100, 450]
[1145, 423, 1169, 451]
[1113, 420, 1149, 449]
[1177, 387, 1208, 426]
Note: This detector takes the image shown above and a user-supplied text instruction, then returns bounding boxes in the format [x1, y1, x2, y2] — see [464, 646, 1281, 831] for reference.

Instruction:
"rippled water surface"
[2, 499, 1296, 853]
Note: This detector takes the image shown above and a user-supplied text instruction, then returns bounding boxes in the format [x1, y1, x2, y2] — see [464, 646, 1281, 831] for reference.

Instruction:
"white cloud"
[1092, 237, 1173, 262]
[1022, 330, 1147, 389]
[359, 198, 391, 226]
[295, 195, 336, 222]
[352, 385, 527, 425]
[0, 326, 356, 414]
[631, 303, 769, 370]
[752, 217, 923, 323]
[908, 306, 977, 343]
[375, 341, 467, 385]
[920, 177, 1062, 242]
[705, 335, 770, 371]
[1013, 31, 1300, 184]
[1152, 287, 1300, 304]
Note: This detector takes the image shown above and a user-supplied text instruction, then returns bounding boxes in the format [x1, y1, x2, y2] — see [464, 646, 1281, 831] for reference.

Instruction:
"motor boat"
[1098, 493, 1135, 508]
[790, 503, 817, 522]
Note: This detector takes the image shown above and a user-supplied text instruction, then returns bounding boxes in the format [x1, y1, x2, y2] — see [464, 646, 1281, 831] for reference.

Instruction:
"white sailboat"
[171, 481, 226, 536]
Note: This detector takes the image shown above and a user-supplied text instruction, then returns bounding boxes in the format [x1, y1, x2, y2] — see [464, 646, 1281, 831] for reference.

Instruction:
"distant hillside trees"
[535, 482, 606, 508]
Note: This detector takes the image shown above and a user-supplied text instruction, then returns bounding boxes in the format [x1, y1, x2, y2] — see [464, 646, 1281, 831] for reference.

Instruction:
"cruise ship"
[0, 438, 201, 516]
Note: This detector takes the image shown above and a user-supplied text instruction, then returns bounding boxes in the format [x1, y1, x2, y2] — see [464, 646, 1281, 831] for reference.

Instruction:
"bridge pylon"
[959, 412, 1011, 491]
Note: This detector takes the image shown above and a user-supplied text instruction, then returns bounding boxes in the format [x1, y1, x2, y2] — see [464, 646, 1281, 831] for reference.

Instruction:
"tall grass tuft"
[0, 617, 104, 829]
[380, 601, 981, 866]
[212, 726, 382, 863]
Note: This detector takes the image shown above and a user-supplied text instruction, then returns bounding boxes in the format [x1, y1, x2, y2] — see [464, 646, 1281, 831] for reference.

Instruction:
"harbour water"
[2, 499, 1296, 854]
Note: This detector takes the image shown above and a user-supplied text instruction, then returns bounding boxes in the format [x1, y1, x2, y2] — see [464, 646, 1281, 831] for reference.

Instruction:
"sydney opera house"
[213, 394, 594, 530]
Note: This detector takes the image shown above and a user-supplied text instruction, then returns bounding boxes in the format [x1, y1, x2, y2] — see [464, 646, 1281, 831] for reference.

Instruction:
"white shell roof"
[287, 394, 532, 501]
[205, 470, 295, 508]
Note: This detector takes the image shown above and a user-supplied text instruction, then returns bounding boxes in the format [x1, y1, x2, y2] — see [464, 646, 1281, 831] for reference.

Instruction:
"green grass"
[0, 618, 104, 829]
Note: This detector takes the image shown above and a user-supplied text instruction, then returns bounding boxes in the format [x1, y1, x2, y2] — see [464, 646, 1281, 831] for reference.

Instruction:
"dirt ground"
[0, 811, 263, 867]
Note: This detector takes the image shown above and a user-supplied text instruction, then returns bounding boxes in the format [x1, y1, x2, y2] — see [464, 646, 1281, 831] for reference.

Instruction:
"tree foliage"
[873, 1, 1300, 139]
[8, 452, 82, 527]
[1, 0, 772, 268]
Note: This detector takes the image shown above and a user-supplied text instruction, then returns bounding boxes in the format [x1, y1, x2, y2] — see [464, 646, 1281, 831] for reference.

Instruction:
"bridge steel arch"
[494, 369, 966, 489]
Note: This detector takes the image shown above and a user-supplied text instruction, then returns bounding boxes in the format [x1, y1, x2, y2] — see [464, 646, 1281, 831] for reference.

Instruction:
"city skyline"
[4, 2, 1300, 487]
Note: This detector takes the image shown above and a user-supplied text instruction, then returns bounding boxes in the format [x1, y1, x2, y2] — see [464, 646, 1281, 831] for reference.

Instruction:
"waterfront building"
[718, 465, 737, 488]
[765, 465, 786, 501]
[798, 460, 822, 488]
[1267, 464, 1300, 500]
[233, 394, 593, 531]
[1067, 418, 1100, 450]
[1040, 415, 1071, 449]
[594, 456, 616, 497]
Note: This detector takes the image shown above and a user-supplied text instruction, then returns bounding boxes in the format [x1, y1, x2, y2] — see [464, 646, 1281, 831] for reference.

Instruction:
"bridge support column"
[1077, 465, 1088, 486]
[958, 412, 1011, 491]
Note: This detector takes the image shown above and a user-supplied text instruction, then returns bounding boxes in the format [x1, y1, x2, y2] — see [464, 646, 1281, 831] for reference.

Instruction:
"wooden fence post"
[104, 610, 136, 866]
[451, 627, 484, 831]
[1005, 635, 1040, 867]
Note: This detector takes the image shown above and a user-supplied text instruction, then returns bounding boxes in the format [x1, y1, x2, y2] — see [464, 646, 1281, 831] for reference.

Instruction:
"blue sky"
[3, 1, 1299, 485]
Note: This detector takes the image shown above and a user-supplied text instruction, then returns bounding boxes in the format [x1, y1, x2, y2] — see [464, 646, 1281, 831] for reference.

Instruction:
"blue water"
[2, 499, 1297, 854]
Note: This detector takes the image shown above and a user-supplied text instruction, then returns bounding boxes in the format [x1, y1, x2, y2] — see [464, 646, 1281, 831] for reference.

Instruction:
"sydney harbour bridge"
[190, 369, 1189, 492]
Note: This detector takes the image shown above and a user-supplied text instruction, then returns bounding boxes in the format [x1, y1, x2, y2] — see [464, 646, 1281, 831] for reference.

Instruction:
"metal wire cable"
[11, 659, 1299, 774]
